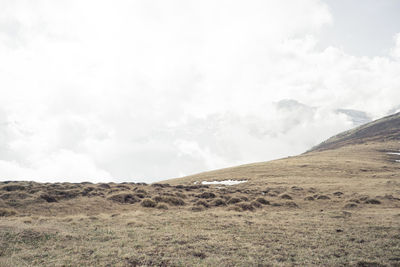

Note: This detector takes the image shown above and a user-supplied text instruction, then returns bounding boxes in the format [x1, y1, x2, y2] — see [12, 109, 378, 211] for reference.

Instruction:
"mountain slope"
[309, 112, 400, 152]
[165, 112, 400, 187]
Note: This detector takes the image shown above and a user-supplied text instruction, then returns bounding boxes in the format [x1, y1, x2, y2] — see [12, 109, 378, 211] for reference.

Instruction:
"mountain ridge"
[308, 111, 400, 152]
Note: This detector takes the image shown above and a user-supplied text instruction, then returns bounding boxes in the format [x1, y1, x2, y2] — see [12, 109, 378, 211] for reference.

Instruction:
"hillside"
[309, 112, 400, 152]
[165, 112, 400, 188]
[1, 113, 399, 266]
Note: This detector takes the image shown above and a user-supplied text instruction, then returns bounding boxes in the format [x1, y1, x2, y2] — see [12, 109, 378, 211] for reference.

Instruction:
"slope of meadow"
[1, 114, 400, 266]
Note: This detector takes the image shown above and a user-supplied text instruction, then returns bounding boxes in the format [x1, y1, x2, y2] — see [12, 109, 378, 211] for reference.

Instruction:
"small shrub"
[304, 196, 315, 201]
[141, 198, 157, 208]
[251, 201, 261, 208]
[256, 197, 270, 205]
[317, 195, 330, 200]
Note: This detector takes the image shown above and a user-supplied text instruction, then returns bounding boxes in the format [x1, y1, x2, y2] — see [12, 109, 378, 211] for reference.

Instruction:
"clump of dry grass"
[107, 193, 140, 204]
[198, 192, 216, 199]
[156, 204, 168, 210]
[211, 198, 226, 207]
[255, 197, 270, 205]
[153, 196, 185, 206]
[196, 200, 210, 208]
[251, 201, 261, 208]
[237, 202, 255, 211]
[0, 208, 17, 217]
[280, 194, 292, 200]
[141, 198, 157, 208]
[364, 198, 381, 204]
[227, 197, 242, 204]
[191, 206, 204, 212]
[1, 117, 400, 265]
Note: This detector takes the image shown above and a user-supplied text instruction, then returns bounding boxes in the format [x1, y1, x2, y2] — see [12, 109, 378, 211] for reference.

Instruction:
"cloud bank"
[0, 0, 400, 182]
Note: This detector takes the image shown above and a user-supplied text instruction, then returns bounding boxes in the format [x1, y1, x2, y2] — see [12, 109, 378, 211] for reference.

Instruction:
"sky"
[0, 0, 400, 183]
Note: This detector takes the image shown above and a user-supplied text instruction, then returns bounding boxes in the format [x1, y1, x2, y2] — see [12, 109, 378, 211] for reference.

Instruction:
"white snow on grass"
[387, 151, 400, 162]
[200, 180, 247, 186]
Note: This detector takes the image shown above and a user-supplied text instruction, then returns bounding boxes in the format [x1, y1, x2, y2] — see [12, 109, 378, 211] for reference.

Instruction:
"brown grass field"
[1, 114, 400, 266]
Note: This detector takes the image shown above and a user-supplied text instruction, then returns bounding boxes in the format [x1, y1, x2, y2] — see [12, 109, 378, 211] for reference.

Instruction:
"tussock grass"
[0, 141, 400, 265]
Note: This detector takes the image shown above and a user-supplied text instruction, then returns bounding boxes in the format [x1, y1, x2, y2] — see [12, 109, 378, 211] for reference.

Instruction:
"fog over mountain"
[1, 0, 400, 182]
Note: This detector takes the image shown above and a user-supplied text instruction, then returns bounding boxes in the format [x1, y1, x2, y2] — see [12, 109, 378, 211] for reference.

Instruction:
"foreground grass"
[1, 140, 399, 266]
[1, 206, 399, 266]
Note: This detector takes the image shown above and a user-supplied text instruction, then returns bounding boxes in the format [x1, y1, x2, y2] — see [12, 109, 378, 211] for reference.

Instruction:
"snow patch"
[200, 180, 247, 186]
[387, 151, 400, 163]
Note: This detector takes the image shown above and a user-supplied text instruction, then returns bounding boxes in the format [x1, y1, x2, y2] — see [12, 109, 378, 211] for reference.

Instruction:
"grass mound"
[141, 198, 157, 208]
[108, 193, 140, 204]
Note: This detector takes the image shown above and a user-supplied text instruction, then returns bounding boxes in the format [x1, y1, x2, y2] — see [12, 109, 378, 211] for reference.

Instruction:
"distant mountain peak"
[336, 109, 371, 126]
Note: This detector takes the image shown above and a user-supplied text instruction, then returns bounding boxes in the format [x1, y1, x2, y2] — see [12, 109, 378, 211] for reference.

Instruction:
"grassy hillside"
[1, 114, 400, 266]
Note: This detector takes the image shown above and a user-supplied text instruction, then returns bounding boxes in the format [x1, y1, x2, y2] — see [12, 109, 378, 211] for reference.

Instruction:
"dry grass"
[0, 140, 399, 266]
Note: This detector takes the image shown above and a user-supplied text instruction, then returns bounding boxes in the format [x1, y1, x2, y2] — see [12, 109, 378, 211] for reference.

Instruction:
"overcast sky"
[1, 0, 400, 183]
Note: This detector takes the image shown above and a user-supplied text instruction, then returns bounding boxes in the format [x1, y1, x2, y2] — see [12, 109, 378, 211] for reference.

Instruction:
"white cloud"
[391, 33, 400, 59]
[0, 1, 399, 182]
